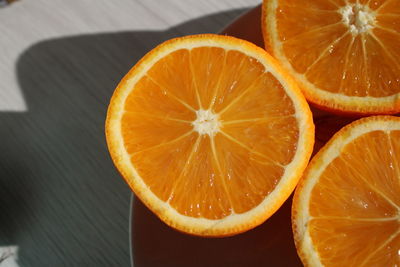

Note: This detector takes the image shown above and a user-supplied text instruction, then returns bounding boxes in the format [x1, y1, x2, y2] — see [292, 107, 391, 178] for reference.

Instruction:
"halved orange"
[263, 0, 400, 114]
[293, 116, 400, 266]
[106, 34, 314, 236]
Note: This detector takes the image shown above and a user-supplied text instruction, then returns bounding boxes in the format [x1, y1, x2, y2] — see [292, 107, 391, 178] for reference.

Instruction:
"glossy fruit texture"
[263, 0, 400, 114]
[106, 34, 314, 236]
[293, 116, 400, 266]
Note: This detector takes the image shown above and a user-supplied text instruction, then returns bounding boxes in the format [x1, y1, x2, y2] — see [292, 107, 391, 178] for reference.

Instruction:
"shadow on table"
[0, 7, 249, 267]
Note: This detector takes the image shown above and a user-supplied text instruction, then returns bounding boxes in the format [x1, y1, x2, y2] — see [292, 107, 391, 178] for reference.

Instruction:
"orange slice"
[106, 34, 314, 236]
[263, 0, 400, 114]
[293, 116, 400, 266]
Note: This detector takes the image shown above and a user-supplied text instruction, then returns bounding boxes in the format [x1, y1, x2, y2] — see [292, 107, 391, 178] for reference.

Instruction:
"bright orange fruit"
[263, 0, 400, 114]
[293, 116, 400, 266]
[106, 34, 314, 236]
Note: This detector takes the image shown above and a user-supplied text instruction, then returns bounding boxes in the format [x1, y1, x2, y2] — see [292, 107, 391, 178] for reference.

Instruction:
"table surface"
[0, 0, 261, 266]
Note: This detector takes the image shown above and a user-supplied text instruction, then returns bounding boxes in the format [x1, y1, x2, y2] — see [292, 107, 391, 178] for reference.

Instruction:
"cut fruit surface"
[106, 34, 314, 236]
[263, 0, 400, 114]
[293, 116, 400, 266]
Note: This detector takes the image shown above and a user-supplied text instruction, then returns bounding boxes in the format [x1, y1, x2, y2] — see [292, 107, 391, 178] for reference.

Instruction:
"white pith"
[340, 3, 376, 35]
[192, 109, 220, 136]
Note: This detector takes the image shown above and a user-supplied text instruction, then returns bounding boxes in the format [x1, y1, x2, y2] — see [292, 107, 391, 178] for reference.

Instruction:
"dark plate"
[129, 6, 302, 267]
[129, 6, 357, 267]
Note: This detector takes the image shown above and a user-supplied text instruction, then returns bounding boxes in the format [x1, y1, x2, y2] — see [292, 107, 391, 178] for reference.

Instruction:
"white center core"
[192, 109, 220, 136]
[340, 4, 375, 35]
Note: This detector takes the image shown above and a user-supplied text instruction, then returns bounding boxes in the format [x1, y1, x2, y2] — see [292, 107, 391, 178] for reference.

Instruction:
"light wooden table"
[0, 0, 260, 266]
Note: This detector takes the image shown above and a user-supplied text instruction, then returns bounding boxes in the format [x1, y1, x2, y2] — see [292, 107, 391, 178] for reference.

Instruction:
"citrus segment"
[211, 50, 266, 113]
[124, 75, 196, 120]
[309, 154, 399, 219]
[221, 116, 298, 165]
[365, 233, 400, 266]
[122, 114, 192, 154]
[189, 47, 226, 108]
[213, 133, 284, 214]
[147, 49, 199, 110]
[106, 34, 314, 236]
[374, 0, 400, 13]
[281, 24, 348, 77]
[275, 0, 342, 42]
[167, 135, 232, 219]
[263, 0, 400, 114]
[308, 219, 399, 266]
[131, 132, 197, 201]
[304, 32, 352, 95]
[219, 72, 296, 120]
[293, 116, 400, 266]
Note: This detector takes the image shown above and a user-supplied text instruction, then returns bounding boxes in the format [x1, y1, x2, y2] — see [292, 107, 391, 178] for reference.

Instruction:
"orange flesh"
[309, 130, 400, 266]
[120, 47, 299, 219]
[275, 0, 400, 97]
